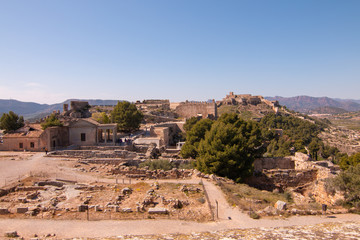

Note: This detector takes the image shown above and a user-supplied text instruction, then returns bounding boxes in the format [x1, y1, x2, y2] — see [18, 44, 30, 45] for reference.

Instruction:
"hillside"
[308, 106, 349, 115]
[0, 99, 121, 119]
[266, 96, 360, 113]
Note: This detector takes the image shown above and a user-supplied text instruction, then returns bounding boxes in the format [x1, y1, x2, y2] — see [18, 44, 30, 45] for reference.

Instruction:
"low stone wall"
[49, 149, 137, 159]
[111, 166, 193, 179]
[81, 159, 141, 166]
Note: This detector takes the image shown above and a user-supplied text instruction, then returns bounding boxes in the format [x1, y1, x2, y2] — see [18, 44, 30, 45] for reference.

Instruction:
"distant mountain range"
[0, 99, 120, 119]
[265, 96, 360, 114]
[1, 96, 360, 119]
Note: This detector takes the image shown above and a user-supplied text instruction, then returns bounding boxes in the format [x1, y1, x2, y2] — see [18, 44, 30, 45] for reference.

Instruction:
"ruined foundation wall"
[254, 157, 295, 172]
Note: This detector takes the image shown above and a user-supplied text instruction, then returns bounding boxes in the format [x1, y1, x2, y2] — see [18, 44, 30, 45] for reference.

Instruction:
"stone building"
[0, 117, 118, 151]
[0, 124, 69, 151]
[134, 122, 184, 148]
[67, 118, 117, 146]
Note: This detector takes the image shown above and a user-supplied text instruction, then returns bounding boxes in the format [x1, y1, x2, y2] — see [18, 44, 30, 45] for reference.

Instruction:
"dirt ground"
[0, 151, 211, 223]
[1, 151, 360, 239]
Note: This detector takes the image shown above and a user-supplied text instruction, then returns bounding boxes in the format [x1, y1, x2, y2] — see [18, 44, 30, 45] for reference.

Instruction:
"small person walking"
[45, 148, 48, 155]
[322, 204, 327, 216]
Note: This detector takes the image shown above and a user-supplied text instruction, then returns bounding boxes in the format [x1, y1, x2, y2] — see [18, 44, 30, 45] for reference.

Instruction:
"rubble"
[5, 231, 18, 238]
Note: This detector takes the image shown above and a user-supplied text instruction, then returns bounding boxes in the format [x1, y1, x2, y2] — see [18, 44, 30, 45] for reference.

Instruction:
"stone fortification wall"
[175, 101, 217, 119]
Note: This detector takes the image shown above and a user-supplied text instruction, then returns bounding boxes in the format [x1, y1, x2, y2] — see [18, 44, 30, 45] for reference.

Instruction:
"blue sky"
[0, 0, 359, 104]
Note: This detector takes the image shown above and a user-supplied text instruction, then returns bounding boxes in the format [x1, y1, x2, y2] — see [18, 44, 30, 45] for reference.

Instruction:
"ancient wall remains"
[174, 101, 217, 119]
[254, 157, 295, 172]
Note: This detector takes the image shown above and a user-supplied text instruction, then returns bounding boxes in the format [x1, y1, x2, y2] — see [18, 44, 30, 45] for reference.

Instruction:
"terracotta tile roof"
[3, 124, 44, 138]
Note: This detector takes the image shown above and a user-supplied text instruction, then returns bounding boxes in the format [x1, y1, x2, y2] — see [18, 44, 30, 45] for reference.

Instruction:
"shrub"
[139, 159, 173, 171]
[249, 210, 260, 219]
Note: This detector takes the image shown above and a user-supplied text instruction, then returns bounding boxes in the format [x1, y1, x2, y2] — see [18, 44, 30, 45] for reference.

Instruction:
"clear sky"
[0, 0, 359, 104]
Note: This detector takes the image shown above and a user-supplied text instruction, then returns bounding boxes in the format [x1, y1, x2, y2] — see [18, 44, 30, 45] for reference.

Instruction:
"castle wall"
[175, 102, 217, 119]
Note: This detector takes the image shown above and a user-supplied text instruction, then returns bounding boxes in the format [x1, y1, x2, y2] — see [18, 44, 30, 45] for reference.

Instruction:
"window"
[81, 133, 86, 142]
[30, 142, 35, 148]
[19, 143, 23, 148]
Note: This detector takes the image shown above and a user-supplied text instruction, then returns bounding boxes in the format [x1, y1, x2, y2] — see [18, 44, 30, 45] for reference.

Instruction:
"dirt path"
[0, 152, 43, 187]
[1, 214, 359, 238]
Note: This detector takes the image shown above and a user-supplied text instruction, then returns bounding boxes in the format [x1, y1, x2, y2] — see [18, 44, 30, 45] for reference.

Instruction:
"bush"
[41, 114, 63, 130]
[139, 159, 173, 171]
[284, 191, 293, 202]
[330, 164, 360, 208]
[0, 111, 24, 132]
[249, 210, 260, 219]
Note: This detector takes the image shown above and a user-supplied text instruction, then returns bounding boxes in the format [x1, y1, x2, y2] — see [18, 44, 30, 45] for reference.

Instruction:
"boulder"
[275, 200, 287, 211]
[262, 206, 277, 216]
[121, 187, 132, 195]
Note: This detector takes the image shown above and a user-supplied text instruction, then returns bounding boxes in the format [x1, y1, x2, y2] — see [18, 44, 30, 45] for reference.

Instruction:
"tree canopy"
[196, 113, 265, 182]
[329, 164, 360, 207]
[0, 111, 24, 132]
[181, 113, 265, 182]
[41, 114, 63, 130]
[92, 112, 111, 124]
[180, 118, 213, 159]
[339, 152, 360, 170]
[260, 113, 328, 158]
[111, 101, 143, 132]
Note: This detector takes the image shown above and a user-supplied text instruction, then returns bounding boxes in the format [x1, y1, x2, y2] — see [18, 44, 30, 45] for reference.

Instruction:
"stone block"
[148, 207, 168, 214]
[78, 205, 88, 212]
[122, 207, 132, 213]
[0, 208, 9, 214]
[17, 207, 28, 213]
[18, 197, 27, 203]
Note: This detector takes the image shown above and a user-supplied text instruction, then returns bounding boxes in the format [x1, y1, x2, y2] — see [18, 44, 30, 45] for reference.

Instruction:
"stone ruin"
[248, 152, 342, 205]
[62, 101, 91, 118]
[220, 92, 280, 112]
[172, 100, 218, 120]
